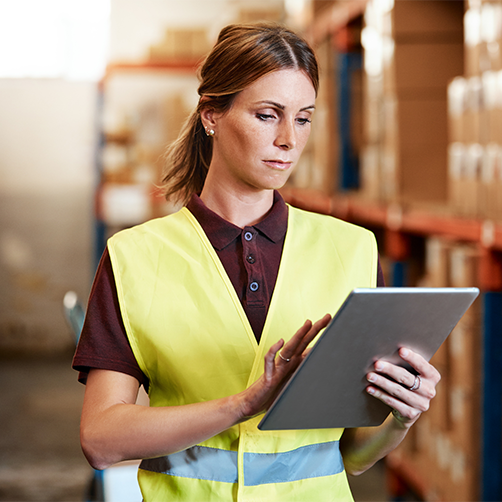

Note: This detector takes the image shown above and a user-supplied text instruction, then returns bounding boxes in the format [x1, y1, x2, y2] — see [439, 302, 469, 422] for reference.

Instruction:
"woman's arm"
[340, 347, 441, 476]
[80, 314, 331, 470]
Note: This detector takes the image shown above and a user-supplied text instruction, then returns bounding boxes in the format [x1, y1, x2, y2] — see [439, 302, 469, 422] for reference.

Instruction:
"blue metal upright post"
[94, 84, 107, 272]
[481, 292, 502, 502]
[337, 52, 362, 192]
[390, 261, 408, 288]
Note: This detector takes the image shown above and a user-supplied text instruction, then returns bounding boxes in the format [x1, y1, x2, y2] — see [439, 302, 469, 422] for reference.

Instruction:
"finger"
[399, 348, 441, 384]
[265, 339, 284, 376]
[284, 314, 331, 359]
[366, 385, 423, 424]
[372, 359, 417, 390]
[366, 370, 431, 413]
[296, 313, 331, 354]
[280, 319, 312, 360]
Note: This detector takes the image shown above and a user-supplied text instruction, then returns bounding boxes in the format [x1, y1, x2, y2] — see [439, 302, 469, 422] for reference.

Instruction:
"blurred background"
[1, 0, 501, 501]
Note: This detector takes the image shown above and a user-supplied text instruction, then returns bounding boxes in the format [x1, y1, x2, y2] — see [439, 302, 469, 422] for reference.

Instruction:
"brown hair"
[161, 22, 319, 204]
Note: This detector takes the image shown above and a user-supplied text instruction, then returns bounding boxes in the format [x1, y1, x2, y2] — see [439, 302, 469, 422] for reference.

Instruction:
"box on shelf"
[465, 3, 502, 76]
[480, 143, 500, 219]
[390, 144, 448, 203]
[149, 28, 210, 61]
[390, 42, 464, 98]
[360, 144, 382, 201]
[309, 40, 338, 194]
[362, 0, 464, 206]
[464, 77, 485, 144]
[447, 77, 467, 144]
[238, 8, 283, 23]
[391, 0, 464, 43]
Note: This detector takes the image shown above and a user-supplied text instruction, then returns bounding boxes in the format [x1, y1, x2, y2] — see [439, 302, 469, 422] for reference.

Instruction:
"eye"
[296, 117, 312, 126]
[256, 113, 276, 121]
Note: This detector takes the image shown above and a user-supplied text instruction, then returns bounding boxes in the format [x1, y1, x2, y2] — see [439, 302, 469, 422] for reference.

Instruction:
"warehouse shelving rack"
[302, 1, 502, 498]
[93, 59, 200, 267]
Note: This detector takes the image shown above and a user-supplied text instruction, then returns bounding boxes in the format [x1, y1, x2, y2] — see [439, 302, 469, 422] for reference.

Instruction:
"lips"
[263, 160, 292, 170]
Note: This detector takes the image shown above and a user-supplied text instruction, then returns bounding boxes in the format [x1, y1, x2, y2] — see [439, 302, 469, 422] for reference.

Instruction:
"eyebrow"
[256, 100, 316, 111]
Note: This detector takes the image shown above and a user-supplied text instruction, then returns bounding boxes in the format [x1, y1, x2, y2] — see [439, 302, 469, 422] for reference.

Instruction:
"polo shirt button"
[249, 281, 259, 292]
[244, 231, 253, 241]
[246, 255, 255, 264]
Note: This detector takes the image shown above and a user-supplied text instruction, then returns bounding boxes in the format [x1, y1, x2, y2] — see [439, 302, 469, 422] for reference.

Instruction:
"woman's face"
[204, 69, 316, 195]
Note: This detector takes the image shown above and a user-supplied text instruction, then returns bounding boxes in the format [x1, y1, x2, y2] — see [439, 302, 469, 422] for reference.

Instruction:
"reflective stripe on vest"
[139, 441, 343, 486]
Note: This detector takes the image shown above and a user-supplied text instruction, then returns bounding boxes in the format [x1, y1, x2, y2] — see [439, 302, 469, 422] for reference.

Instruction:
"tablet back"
[258, 287, 479, 430]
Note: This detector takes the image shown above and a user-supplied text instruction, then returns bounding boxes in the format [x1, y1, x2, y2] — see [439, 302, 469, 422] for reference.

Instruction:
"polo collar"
[186, 191, 288, 251]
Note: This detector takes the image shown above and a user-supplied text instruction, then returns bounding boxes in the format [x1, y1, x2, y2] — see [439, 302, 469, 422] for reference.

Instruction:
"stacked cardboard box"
[361, 0, 464, 204]
[447, 1, 502, 221]
[291, 39, 339, 192]
[149, 28, 211, 61]
[388, 238, 482, 501]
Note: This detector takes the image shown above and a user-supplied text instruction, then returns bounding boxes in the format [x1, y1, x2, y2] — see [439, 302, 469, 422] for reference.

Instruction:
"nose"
[275, 120, 296, 150]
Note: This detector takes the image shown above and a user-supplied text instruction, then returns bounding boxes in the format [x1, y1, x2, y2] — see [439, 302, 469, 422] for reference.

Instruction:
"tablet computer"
[258, 287, 479, 430]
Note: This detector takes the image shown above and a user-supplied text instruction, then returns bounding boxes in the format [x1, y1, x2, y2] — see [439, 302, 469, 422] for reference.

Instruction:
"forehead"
[235, 69, 316, 107]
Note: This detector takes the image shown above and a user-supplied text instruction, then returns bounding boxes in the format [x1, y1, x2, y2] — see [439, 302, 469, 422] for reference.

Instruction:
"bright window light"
[0, 0, 110, 81]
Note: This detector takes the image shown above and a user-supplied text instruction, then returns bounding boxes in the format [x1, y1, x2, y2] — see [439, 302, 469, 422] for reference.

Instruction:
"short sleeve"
[72, 248, 149, 390]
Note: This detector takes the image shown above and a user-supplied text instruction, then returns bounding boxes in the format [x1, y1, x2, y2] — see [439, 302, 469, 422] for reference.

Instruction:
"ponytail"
[161, 104, 212, 205]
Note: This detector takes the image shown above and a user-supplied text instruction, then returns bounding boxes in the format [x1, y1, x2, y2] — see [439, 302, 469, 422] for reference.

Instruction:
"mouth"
[263, 160, 292, 170]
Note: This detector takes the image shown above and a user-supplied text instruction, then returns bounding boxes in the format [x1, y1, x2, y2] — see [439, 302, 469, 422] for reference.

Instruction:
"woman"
[74, 22, 440, 501]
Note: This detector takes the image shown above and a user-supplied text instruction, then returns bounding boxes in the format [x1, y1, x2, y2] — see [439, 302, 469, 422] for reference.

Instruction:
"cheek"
[232, 122, 268, 155]
[296, 128, 312, 153]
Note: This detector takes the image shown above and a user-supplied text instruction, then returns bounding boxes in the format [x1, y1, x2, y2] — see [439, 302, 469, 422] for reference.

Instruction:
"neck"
[200, 182, 274, 228]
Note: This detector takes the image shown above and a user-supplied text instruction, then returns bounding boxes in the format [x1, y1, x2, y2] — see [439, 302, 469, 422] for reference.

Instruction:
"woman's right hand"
[236, 313, 331, 421]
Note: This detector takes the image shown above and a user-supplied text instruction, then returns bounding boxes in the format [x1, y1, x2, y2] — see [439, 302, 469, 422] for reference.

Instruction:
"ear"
[200, 106, 217, 132]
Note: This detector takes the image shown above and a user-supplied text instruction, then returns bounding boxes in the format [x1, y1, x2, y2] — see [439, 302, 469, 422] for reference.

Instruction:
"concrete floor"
[0, 356, 394, 502]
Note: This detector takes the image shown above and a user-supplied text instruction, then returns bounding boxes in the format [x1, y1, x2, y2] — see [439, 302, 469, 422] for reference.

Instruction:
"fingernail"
[367, 387, 375, 395]
[401, 348, 409, 357]
[375, 361, 384, 371]
[367, 373, 376, 383]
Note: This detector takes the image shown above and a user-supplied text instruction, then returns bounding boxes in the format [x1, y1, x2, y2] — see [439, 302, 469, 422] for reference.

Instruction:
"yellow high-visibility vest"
[108, 204, 377, 502]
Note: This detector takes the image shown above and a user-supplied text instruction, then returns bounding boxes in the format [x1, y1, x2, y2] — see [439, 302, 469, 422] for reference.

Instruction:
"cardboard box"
[464, 77, 486, 144]
[448, 142, 466, 215]
[480, 143, 499, 218]
[380, 97, 449, 203]
[397, 98, 448, 147]
[425, 236, 452, 287]
[363, 97, 383, 145]
[448, 77, 467, 144]
[464, 143, 484, 217]
[149, 28, 210, 61]
[464, 8, 484, 77]
[391, 0, 464, 43]
[238, 8, 283, 23]
[391, 43, 464, 97]
[360, 144, 382, 201]
[394, 145, 448, 203]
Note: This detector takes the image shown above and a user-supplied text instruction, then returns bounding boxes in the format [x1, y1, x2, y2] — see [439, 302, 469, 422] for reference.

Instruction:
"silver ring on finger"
[278, 352, 290, 363]
[408, 375, 422, 392]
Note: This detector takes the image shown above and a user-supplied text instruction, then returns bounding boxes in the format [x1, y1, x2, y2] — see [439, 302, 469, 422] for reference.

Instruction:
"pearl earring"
[205, 127, 215, 137]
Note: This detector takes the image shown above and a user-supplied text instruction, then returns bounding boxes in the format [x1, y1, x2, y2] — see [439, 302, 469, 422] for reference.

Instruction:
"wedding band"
[408, 375, 422, 392]
[278, 352, 290, 363]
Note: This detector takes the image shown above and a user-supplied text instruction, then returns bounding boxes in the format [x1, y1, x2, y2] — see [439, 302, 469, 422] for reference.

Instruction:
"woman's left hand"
[366, 347, 441, 427]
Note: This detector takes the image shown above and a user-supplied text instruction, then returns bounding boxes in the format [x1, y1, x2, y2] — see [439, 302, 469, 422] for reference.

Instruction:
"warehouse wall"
[0, 79, 96, 356]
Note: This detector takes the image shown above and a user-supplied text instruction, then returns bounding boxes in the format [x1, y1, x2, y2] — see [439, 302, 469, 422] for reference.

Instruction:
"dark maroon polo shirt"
[73, 191, 384, 389]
